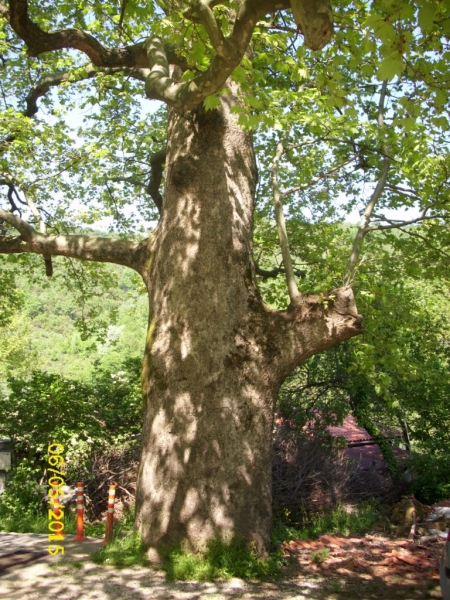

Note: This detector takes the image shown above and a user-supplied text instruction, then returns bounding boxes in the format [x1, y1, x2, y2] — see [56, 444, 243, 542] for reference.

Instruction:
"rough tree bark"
[134, 87, 362, 559]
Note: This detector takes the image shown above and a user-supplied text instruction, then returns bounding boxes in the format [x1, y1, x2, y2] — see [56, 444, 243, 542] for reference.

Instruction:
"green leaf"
[377, 55, 404, 81]
[246, 96, 264, 110]
[418, 3, 437, 31]
[203, 95, 220, 111]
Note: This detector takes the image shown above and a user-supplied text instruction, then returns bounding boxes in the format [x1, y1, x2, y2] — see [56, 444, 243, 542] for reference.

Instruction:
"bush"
[0, 358, 142, 519]
[409, 452, 450, 505]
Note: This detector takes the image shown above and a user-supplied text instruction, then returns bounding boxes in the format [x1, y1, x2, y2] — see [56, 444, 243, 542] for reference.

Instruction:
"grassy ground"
[0, 501, 382, 582]
[272, 501, 380, 547]
[0, 509, 106, 537]
[91, 502, 381, 580]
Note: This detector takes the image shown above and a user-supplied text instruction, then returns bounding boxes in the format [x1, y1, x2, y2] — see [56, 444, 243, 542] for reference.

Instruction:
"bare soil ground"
[0, 532, 444, 600]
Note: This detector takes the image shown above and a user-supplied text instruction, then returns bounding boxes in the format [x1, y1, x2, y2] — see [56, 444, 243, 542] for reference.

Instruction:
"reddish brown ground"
[282, 533, 444, 599]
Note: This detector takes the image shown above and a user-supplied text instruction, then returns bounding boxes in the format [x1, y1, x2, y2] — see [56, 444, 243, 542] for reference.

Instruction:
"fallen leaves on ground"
[282, 533, 444, 589]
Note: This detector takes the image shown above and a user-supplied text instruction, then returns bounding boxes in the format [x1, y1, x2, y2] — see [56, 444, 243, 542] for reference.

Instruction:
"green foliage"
[0, 259, 23, 327]
[1, 358, 141, 453]
[409, 454, 450, 506]
[91, 530, 148, 568]
[10, 262, 148, 382]
[311, 548, 330, 564]
[272, 501, 380, 546]
[163, 538, 283, 582]
[0, 356, 142, 517]
[0, 462, 43, 519]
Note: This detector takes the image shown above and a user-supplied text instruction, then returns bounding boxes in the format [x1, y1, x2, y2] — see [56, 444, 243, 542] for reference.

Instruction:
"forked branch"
[0, 174, 53, 274]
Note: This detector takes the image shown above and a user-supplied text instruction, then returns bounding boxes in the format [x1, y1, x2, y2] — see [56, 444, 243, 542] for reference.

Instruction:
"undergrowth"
[0, 507, 106, 537]
[163, 538, 284, 581]
[91, 530, 148, 567]
[272, 501, 380, 546]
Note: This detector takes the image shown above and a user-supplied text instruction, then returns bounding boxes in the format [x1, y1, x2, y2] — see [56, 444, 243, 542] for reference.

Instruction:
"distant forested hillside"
[1, 255, 148, 384]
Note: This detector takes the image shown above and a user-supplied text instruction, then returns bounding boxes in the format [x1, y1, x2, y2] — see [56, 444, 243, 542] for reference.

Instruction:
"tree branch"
[111, 148, 166, 215]
[343, 80, 390, 287]
[282, 157, 354, 197]
[22, 188, 52, 275]
[193, 0, 230, 59]
[271, 127, 302, 306]
[366, 212, 449, 232]
[393, 228, 450, 261]
[118, 0, 129, 45]
[143, 1, 294, 109]
[255, 263, 306, 280]
[24, 65, 148, 117]
[4, 0, 335, 111]
[0, 208, 145, 273]
[1, 172, 55, 274]
[5, 0, 147, 67]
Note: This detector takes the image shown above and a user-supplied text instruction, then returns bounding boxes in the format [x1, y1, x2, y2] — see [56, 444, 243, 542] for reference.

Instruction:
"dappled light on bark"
[135, 88, 362, 558]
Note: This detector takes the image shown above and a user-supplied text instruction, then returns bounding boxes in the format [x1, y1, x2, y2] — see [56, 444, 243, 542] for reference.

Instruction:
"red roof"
[327, 414, 401, 444]
[344, 444, 407, 470]
[327, 414, 372, 443]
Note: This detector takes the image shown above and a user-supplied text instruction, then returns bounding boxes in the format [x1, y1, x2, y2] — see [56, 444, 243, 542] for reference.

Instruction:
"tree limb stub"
[290, 0, 333, 51]
[111, 148, 166, 215]
[148, 149, 166, 215]
[267, 286, 363, 381]
[0, 208, 144, 273]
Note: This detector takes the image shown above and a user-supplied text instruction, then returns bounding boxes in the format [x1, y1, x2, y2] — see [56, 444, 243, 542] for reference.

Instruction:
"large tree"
[0, 0, 449, 557]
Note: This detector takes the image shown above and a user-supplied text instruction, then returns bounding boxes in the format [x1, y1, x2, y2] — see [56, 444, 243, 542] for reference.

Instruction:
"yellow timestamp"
[47, 443, 65, 556]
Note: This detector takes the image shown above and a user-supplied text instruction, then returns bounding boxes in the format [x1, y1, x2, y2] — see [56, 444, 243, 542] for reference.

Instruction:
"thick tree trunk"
[135, 89, 362, 560]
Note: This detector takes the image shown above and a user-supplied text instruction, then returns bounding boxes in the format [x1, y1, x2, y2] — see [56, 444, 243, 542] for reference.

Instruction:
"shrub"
[409, 452, 450, 505]
[0, 358, 142, 518]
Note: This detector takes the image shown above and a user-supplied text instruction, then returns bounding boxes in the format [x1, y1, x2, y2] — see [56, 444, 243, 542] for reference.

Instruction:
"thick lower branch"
[265, 286, 362, 382]
[6, 0, 145, 66]
[0, 220, 145, 274]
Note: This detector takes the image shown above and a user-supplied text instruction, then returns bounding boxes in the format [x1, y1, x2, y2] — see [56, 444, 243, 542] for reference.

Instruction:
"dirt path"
[0, 532, 444, 600]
